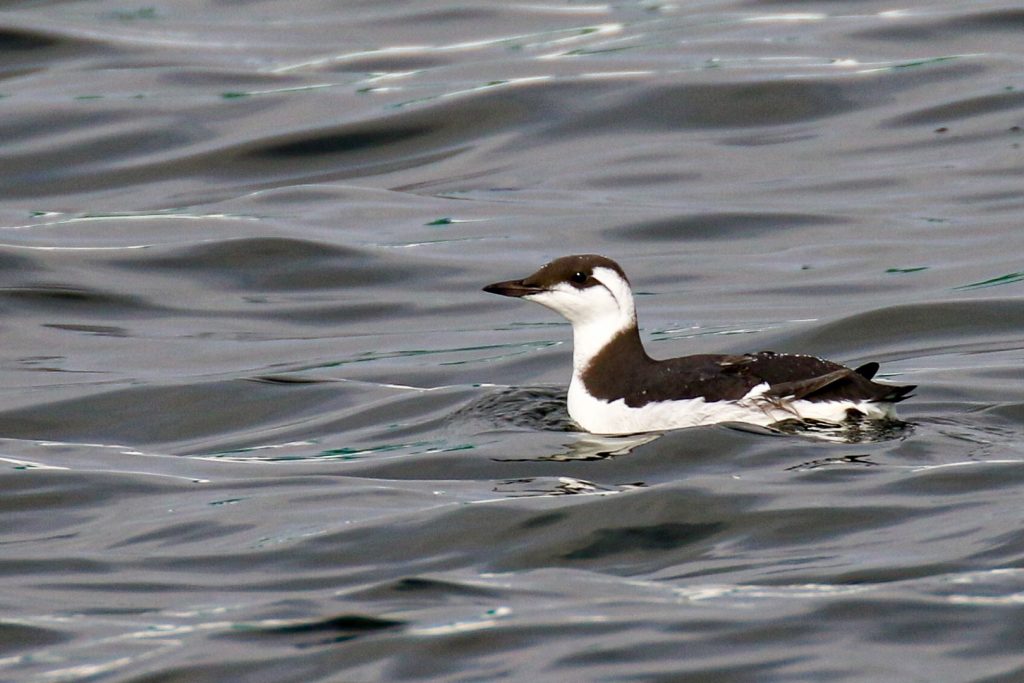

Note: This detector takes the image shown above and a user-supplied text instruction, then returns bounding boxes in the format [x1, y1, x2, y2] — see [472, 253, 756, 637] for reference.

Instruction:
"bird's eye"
[570, 271, 588, 285]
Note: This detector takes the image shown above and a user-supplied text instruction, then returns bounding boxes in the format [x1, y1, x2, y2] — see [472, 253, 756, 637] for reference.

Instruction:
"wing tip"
[878, 383, 916, 403]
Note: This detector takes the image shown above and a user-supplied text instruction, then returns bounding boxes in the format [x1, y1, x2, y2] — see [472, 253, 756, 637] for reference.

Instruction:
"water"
[2, 1, 1023, 681]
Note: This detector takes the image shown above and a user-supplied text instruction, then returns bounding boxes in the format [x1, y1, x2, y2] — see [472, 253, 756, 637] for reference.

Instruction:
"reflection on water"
[2, 1, 1024, 681]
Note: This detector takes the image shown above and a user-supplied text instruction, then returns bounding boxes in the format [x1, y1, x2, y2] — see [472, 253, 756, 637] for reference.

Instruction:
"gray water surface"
[2, 1, 1023, 681]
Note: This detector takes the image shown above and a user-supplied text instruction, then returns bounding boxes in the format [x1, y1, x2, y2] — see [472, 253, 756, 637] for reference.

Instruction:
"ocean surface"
[2, 1, 1024, 681]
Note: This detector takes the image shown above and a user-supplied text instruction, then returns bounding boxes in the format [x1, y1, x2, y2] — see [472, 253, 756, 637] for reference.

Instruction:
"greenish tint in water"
[221, 85, 333, 99]
[318, 442, 430, 459]
[201, 440, 463, 461]
[107, 7, 158, 20]
[889, 55, 961, 70]
[301, 341, 560, 371]
[956, 272, 1024, 290]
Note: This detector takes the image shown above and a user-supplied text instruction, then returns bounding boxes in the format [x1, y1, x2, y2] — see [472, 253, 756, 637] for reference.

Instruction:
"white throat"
[525, 266, 637, 376]
[569, 306, 635, 376]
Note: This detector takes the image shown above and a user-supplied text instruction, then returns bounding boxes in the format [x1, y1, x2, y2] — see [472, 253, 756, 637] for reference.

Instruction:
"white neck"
[568, 266, 637, 375]
[570, 312, 635, 376]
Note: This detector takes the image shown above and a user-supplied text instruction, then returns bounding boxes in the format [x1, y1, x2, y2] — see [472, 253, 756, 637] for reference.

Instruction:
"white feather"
[568, 380, 894, 434]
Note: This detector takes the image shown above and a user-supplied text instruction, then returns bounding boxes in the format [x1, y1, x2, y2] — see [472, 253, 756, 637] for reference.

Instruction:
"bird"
[483, 254, 915, 435]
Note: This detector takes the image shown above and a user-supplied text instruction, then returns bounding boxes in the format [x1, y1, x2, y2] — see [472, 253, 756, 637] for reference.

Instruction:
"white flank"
[567, 381, 896, 435]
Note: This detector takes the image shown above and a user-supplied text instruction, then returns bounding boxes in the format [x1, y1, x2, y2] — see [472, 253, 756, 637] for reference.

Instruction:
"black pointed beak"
[483, 279, 543, 298]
